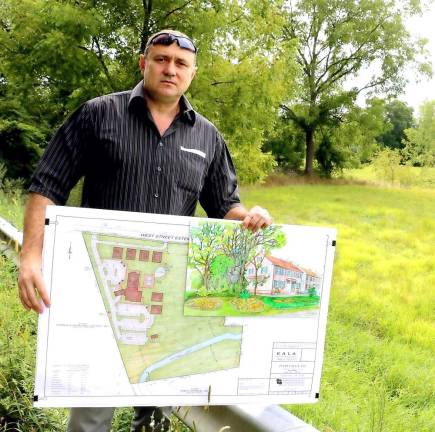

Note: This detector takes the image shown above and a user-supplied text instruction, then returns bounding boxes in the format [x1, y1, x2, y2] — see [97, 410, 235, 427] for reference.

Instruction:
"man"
[18, 29, 272, 431]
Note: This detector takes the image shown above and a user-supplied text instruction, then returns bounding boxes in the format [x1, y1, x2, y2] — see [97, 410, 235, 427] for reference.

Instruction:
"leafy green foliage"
[188, 2, 299, 183]
[315, 134, 345, 177]
[0, 257, 67, 431]
[377, 99, 414, 150]
[330, 98, 389, 167]
[0, 119, 43, 184]
[209, 254, 234, 292]
[189, 222, 226, 291]
[263, 119, 306, 171]
[402, 100, 435, 166]
[0, 85, 46, 184]
[370, 147, 415, 184]
[279, 0, 430, 175]
[307, 287, 317, 297]
[0, 0, 299, 184]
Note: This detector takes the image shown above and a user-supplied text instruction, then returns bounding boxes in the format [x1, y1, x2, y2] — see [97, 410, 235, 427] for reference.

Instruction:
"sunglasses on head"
[148, 33, 197, 53]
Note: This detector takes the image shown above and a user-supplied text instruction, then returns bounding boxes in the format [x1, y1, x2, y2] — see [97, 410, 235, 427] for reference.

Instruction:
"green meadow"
[1, 179, 434, 431]
[240, 182, 435, 432]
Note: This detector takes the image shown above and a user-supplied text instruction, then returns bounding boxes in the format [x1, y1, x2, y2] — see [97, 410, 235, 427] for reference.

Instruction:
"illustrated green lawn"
[83, 233, 242, 383]
[184, 295, 320, 317]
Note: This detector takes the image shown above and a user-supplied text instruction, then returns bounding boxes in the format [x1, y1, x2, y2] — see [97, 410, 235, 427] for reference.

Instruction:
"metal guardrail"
[171, 405, 319, 431]
[0, 215, 319, 432]
[0, 215, 22, 264]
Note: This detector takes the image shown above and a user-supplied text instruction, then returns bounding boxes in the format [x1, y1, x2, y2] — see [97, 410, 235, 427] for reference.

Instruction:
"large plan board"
[34, 206, 336, 407]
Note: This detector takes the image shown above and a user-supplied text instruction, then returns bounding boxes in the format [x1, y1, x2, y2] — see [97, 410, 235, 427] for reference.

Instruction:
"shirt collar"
[128, 80, 196, 125]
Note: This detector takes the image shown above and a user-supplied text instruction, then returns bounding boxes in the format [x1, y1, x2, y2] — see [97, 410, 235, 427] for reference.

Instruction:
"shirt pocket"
[176, 147, 207, 195]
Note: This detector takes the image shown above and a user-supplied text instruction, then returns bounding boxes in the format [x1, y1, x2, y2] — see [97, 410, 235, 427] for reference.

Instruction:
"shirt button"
[154, 193, 159, 198]
[159, 142, 163, 147]
[157, 166, 162, 172]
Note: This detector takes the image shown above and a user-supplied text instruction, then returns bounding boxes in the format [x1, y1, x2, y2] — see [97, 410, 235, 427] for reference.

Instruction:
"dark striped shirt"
[30, 81, 241, 218]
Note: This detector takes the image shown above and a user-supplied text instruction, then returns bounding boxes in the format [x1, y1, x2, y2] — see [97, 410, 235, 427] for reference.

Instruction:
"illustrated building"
[152, 251, 162, 263]
[112, 247, 123, 259]
[125, 271, 142, 302]
[245, 256, 322, 295]
[126, 248, 137, 260]
[139, 250, 150, 261]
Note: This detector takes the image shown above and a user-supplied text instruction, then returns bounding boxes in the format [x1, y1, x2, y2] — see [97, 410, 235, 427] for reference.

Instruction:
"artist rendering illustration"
[184, 222, 325, 317]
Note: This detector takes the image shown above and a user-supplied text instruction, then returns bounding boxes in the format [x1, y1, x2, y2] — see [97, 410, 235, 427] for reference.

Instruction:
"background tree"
[402, 100, 435, 166]
[0, 0, 103, 182]
[188, 1, 298, 182]
[247, 229, 286, 295]
[0, 0, 298, 184]
[262, 118, 307, 172]
[279, 0, 430, 175]
[372, 147, 402, 183]
[318, 98, 389, 175]
[376, 99, 414, 151]
[0, 96, 44, 183]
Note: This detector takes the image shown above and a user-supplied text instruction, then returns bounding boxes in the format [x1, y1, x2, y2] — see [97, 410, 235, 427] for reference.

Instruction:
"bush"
[315, 134, 345, 177]
[0, 257, 67, 431]
[262, 121, 305, 171]
[0, 119, 43, 186]
[371, 148, 401, 184]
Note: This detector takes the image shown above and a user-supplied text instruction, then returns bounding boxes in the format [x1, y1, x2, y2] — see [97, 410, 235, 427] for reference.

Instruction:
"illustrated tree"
[308, 287, 317, 297]
[248, 228, 287, 295]
[248, 254, 269, 296]
[189, 222, 225, 292]
[209, 255, 234, 292]
[221, 224, 286, 296]
[278, 0, 431, 175]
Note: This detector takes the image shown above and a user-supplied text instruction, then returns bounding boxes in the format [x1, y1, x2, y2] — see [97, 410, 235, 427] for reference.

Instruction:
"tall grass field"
[1, 180, 434, 431]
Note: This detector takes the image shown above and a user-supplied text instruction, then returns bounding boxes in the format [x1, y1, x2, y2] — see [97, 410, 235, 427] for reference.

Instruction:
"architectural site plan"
[34, 206, 336, 407]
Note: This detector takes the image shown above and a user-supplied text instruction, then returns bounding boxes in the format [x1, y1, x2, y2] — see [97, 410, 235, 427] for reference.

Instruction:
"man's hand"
[18, 256, 50, 313]
[242, 205, 272, 232]
[18, 192, 54, 313]
[224, 205, 273, 232]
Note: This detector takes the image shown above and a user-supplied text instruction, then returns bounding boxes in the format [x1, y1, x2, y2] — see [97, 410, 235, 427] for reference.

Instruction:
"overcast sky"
[402, 3, 435, 113]
[348, 3, 435, 116]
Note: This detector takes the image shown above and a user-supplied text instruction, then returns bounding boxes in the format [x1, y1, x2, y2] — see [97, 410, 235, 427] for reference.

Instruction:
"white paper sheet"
[34, 206, 336, 407]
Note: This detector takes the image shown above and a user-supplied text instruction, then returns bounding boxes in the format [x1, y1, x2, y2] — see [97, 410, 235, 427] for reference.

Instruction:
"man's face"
[139, 43, 196, 103]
